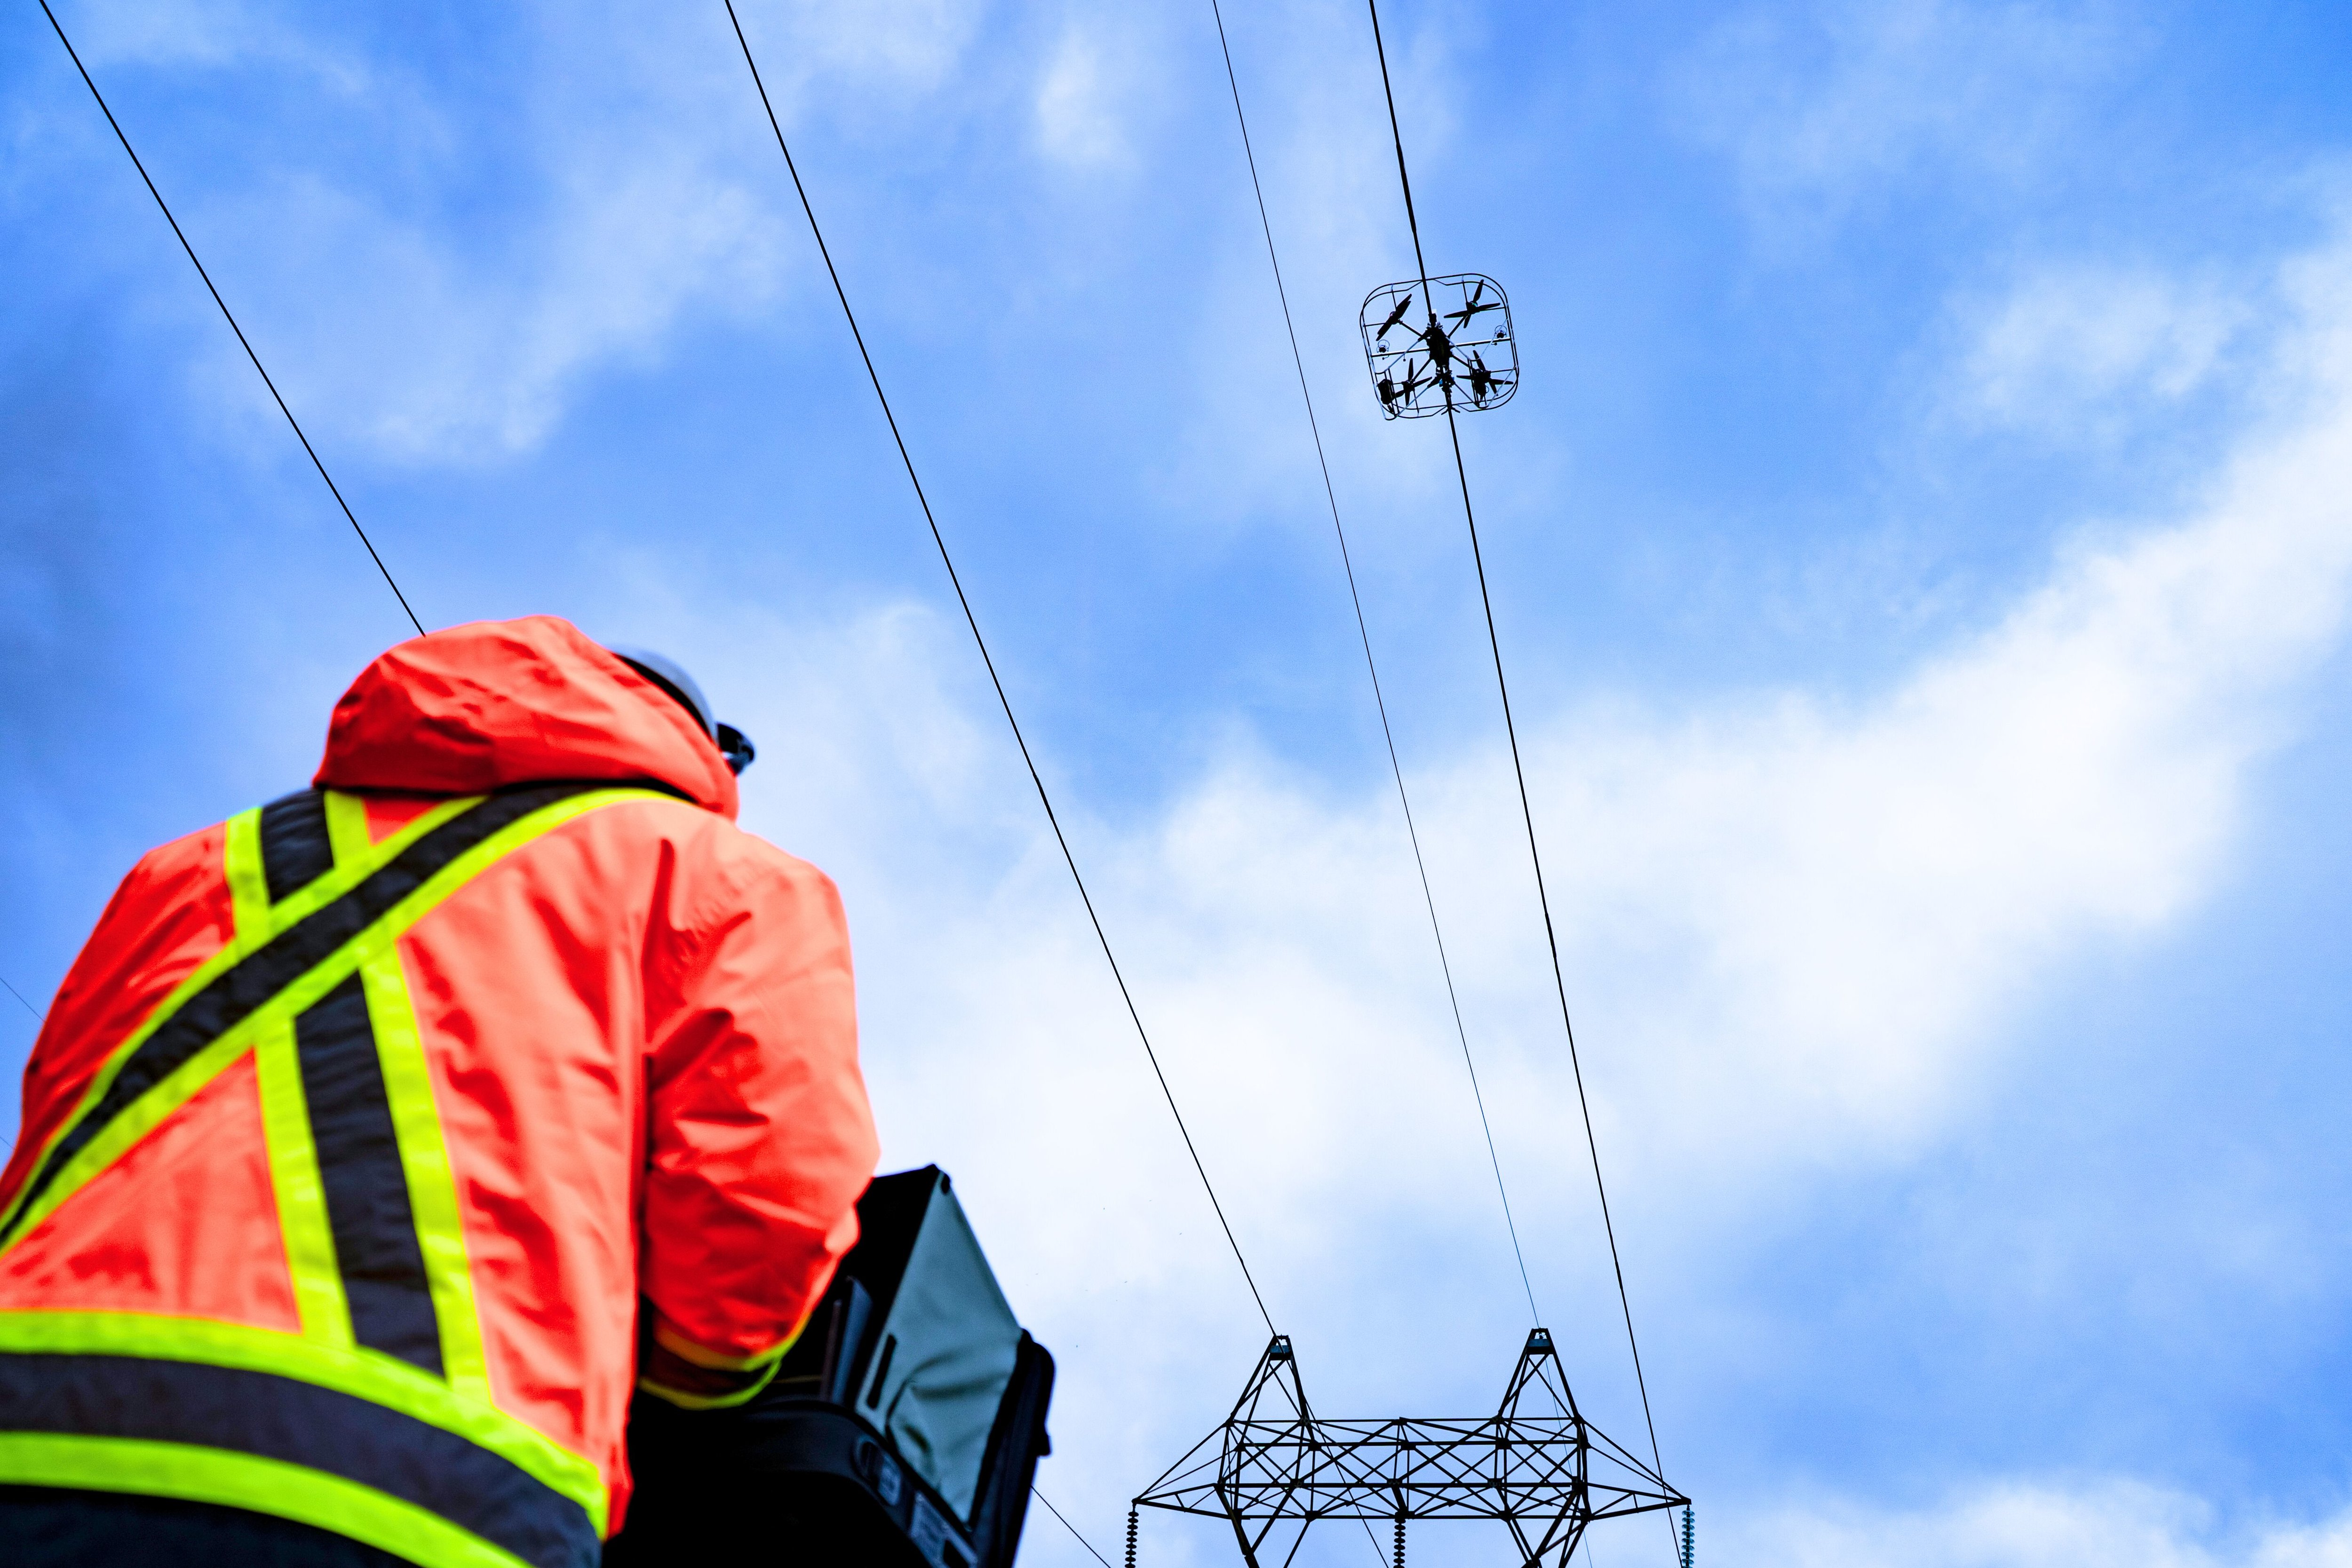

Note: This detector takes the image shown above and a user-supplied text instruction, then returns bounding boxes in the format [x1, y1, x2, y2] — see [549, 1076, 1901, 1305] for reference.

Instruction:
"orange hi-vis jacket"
[0, 616, 880, 1567]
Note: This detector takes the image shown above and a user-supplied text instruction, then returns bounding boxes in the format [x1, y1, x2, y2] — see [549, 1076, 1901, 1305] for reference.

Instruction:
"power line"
[723, 0, 1275, 1337]
[1032, 1488, 1115, 1568]
[0, 974, 39, 1154]
[1202, 0, 1541, 1329]
[1363, 0, 1670, 1507]
[36, 0, 426, 640]
[0, 975, 43, 1025]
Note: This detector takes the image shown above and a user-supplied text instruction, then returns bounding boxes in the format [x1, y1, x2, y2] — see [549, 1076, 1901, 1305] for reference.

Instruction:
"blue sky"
[8, 1, 2352, 1564]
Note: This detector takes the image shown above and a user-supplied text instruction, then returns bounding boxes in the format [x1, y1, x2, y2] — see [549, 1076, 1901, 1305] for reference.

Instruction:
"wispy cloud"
[760, 0, 985, 95]
[1950, 263, 2253, 437]
[1671, 0, 2144, 238]
[67, 0, 366, 85]
[53, 1, 989, 464]
[1034, 24, 1129, 171]
[1735, 1481, 2352, 1568]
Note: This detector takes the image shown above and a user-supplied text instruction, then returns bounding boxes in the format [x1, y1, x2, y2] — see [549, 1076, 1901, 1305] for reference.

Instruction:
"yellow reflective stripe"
[0, 796, 470, 1240]
[360, 788, 656, 942]
[0, 1310, 607, 1536]
[224, 808, 269, 955]
[639, 1309, 808, 1410]
[323, 789, 375, 871]
[637, 1355, 784, 1411]
[264, 795, 478, 937]
[254, 1016, 351, 1347]
[651, 1311, 807, 1371]
[1, 788, 663, 1253]
[0, 1433, 532, 1568]
[362, 947, 490, 1403]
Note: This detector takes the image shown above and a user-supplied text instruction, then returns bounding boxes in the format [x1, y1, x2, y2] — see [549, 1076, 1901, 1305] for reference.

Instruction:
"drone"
[1360, 272, 1517, 419]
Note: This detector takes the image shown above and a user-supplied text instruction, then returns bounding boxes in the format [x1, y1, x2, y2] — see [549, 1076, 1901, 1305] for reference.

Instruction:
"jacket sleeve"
[636, 825, 878, 1408]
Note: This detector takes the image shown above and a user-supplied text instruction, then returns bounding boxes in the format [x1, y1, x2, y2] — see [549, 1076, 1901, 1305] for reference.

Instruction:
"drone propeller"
[1462, 348, 1515, 404]
[1446, 282, 1503, 329]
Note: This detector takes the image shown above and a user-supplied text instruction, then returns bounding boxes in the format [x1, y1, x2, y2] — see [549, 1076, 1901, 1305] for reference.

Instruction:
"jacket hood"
[315, 615, 739, 819]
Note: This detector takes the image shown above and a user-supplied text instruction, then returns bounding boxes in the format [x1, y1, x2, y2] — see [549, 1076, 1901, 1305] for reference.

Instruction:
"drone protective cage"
[1360, 271, 1518, 419]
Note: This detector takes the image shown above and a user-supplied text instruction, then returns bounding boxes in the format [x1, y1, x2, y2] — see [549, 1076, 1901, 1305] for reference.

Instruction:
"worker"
[0, 614, 880, 1567]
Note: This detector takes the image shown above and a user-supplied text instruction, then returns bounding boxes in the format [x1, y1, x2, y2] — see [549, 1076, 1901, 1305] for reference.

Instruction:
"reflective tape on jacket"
[0, 783, 669, 1568]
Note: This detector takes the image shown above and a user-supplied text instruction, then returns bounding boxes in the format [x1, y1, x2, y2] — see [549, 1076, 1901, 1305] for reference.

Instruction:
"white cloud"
[211, 155, 792, 462]
[67, 0, 365, 85]
[1733, 1481, 2352, 1568]
[762, 0, 985, 95]
[73, 1, 989, 463]
[1034, 26, 1128, 171]
[1953, 264, 2251, 434]
[1672, 0, 2140, 234]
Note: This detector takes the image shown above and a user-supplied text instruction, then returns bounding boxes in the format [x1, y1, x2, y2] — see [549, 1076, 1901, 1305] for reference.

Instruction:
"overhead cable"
[1363, 0, 1670, 1502]
[0, 976, 43, 1024]
[1032, 1488, 1116, 1568]
[1203, 0, 1541, 1329]
[36, 0, 426, 640]
[724, 0, 1276, 1337]
[0, 974, 38, 1154]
